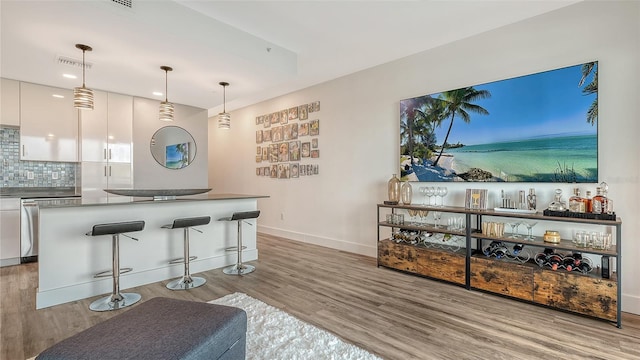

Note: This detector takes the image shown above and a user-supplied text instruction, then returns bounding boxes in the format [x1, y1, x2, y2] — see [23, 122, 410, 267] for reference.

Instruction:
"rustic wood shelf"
[377, 203, 623, 328]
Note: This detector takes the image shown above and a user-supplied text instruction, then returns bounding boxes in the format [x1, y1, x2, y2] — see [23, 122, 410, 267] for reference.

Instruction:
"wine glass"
[419, 187, 428, 205]
[418, 210, 429, 225]
[434, 187, 442, 207]
[437, 187, 448, 207]
[508, 221, 522, 238]
[407, 209, 418, 225]
[433, 211, 442, 229]
[524, 221, 538, 241]
[425, 187, 435, 206]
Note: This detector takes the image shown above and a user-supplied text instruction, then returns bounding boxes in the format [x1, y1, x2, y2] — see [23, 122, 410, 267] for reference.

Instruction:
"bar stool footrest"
[225, 246, 247, 252]
[94, 267, 133, 278]
[168, 256, 197, 265]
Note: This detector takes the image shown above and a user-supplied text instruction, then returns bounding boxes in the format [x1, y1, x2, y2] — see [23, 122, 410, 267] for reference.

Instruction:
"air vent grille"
[111, 0, 132, 8]
[57, 56, 93, 70]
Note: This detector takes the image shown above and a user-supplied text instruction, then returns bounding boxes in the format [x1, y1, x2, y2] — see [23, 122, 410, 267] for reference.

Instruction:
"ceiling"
[1, 0, 580, 116]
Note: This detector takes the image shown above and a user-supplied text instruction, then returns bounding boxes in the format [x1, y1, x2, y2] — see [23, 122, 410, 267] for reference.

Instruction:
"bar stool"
[218, 210, 260, 275]
[86, 220, 145, 312]
[162, 216, 211, 290]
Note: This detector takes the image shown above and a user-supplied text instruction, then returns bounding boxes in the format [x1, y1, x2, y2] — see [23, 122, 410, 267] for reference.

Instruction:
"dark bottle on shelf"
[512, 244, 523, 255]
[584, 191, 593, 213]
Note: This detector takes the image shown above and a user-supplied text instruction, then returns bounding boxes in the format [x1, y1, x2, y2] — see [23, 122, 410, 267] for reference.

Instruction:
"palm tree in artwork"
[400, 95, 433, 160]
[432, 87, 491, 167]
[578, 61, 598, 125]
[175, 143, 189, 167]
[414, 97, 447, 150]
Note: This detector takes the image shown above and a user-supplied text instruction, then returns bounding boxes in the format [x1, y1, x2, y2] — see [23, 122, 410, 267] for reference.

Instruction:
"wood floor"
[1, 233, 639, 360]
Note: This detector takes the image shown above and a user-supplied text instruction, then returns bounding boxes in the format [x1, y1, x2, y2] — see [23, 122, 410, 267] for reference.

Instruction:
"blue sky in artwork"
[429, 63, 597, 145]
[166, 144, 185, 162]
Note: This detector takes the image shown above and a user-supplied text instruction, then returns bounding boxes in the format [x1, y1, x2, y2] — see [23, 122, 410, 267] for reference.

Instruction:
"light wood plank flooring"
[1, 234, 639, 359]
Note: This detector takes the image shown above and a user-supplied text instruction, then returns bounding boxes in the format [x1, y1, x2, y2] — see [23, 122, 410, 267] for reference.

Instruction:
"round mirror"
[150, 126, 196, 169]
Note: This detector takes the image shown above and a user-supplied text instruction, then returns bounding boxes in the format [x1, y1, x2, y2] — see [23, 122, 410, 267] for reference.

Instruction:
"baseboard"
[257, 226, 377, 257]
[622, 293, 640, 315]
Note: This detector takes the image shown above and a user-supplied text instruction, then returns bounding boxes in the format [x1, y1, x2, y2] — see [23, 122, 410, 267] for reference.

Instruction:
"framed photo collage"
[255, 101, 320, 179]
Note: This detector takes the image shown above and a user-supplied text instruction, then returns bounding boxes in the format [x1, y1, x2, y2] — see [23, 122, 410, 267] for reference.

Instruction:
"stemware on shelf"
[433, 211, 442, 229]
[407, 209, 418, 225]
[437, 187, 448, 207]
[419, 187, 428, 205]
[418, 209, 429, 224]
[524, 221, 537, 241]
[508, 221, 522, 238]
[425, 186, 435, 206]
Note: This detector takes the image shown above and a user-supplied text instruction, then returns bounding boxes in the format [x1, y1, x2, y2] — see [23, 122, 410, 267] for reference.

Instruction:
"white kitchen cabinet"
[81, 162, 132, 199]
[80, 91, 132, 163]
[1, 78, 20, 127]
[20, 82, 79, 162]
[80, 91, 133, 198]
[0, 197, 21, 267]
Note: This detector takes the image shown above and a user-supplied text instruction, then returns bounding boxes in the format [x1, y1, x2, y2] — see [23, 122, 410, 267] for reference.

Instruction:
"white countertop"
[36, 193, 269, 209]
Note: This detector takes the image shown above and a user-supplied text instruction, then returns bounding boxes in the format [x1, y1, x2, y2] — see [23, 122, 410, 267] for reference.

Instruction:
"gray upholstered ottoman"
[37, 297, 247, 360]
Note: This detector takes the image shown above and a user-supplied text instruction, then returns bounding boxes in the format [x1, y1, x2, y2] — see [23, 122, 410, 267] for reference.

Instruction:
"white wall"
[134, 97, 208, 189]
[209, 1, 640, 314]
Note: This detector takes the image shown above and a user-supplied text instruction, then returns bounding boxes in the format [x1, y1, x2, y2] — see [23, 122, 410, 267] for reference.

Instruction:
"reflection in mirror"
[150, 126, 196, 169]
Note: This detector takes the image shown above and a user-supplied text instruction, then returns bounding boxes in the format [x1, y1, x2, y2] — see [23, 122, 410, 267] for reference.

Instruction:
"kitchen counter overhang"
[36, 193, 268, 309]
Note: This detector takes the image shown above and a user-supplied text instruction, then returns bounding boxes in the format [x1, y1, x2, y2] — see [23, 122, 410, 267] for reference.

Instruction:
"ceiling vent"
[111, 0, 132, 8]
[57, 55, 93, 70]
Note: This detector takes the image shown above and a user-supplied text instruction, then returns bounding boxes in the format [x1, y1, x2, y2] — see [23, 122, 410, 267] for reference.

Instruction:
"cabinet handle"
[103, 148, 107, 160]
[109, 166, 112, 177]
[104, 165, 107, 177]
[22, 145, 25, 156]
[108, 149, 112, 160]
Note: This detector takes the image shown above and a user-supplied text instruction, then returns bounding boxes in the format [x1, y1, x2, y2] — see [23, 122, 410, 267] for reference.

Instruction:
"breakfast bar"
[35, 193, 267, 309]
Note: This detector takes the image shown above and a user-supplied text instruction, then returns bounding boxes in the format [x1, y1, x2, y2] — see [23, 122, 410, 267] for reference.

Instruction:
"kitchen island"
[35, 193, 268, 309]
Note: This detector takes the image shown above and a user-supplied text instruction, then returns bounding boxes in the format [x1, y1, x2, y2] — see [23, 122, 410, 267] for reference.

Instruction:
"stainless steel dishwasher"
[20, 197, 79, 263]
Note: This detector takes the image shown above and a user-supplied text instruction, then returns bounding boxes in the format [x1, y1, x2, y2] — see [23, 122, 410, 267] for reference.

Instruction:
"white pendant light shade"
[159, 66, 174, 121]
[218, 112, 230, 129]
[74, 44, 94, 110]
[218, 82, 230, 129]
[159, 100, 174, 122]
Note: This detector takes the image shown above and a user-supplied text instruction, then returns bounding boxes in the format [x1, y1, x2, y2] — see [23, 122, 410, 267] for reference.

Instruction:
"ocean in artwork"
[445, 134, 597, 182]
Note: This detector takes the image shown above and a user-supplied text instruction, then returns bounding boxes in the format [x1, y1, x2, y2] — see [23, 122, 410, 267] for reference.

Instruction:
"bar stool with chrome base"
[218, 210, 260, 275]
[86, 220, 145, 312]
[162, 216, 211, 290]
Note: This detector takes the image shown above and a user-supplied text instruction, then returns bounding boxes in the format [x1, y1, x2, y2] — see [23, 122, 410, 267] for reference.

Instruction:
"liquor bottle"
[600, 181, 614, 214]
[592, 187, 607, 214]
[527, 188, 536, 211]
[569, 188, 586, 213]
[584, 191, 593, 213]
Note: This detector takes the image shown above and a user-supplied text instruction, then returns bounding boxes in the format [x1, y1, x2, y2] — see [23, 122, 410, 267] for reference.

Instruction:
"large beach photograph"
[400, 61, 598, 182]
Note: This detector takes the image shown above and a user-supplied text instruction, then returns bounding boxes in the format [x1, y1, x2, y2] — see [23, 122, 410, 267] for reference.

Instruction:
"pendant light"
[73, 44, 94, 110]
[159, 66, 174, 121]
[218, 82, 230, 129]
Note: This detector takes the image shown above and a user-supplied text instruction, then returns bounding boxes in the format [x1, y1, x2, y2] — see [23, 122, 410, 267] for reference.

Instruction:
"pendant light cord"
[82, 49, 86, 87]
[165, 69, 168, 102]
[223, 85, 226, 113]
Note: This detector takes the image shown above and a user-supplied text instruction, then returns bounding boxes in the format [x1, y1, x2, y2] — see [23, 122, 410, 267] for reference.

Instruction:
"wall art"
[400, 61, 598, 182]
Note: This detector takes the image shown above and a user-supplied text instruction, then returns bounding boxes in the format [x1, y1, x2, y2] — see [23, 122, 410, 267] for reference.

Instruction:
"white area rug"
[209, 293, 382, 360]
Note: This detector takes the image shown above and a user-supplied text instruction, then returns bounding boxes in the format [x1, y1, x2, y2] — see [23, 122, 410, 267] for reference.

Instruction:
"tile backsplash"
[0, 127, 77, 188]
